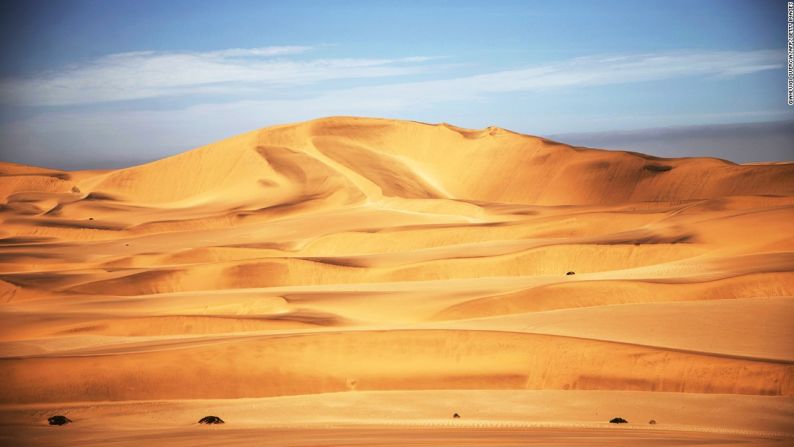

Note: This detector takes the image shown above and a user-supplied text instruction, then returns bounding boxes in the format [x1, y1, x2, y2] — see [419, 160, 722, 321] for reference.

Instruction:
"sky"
[0, 0, 791, 169]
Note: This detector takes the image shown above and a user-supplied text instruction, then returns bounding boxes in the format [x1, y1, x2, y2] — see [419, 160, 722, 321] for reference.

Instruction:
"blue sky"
[0, 0, 791, 168]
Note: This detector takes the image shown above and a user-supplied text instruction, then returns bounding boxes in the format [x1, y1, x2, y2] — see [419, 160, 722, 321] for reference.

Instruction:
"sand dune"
[0, 117, 792, 444]
[2, 329, 792, 404]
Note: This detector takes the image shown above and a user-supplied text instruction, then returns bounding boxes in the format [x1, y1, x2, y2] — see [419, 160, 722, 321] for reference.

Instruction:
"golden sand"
[1, 117, 792, 445]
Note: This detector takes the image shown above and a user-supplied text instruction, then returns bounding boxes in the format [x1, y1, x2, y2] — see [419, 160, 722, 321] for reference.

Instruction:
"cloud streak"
[322, 50, 782, 106]
[0, 46, 437, 106]
[0, 48, 782, 108]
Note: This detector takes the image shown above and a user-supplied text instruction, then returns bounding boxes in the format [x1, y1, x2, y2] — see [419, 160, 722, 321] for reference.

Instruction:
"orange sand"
[0, 116, 792, 445]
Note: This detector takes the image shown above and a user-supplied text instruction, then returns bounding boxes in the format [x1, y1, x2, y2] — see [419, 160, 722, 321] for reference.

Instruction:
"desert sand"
[0, 116, 792, 445]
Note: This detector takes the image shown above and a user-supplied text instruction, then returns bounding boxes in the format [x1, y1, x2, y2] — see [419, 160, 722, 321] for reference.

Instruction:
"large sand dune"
[1, 116, 792, 445]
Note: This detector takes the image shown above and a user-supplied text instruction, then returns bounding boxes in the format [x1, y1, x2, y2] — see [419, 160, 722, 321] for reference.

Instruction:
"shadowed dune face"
[0, 117, 793, 441]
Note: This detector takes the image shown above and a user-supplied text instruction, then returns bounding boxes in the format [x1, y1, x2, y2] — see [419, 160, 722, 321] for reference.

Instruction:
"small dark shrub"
[566, 271, 575, 275]
[609, 417, 628, 424]
[198, 416, 224, 424]
[48, 415, 72, 426]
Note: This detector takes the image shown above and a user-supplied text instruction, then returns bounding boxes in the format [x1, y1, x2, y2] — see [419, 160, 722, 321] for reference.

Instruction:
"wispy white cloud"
[505, 50, 780, 88]
[205, 46, 312, 57]
[326, 50, 782, 103]
[1, 48, 779, 108]
[0, 46, 437, 106]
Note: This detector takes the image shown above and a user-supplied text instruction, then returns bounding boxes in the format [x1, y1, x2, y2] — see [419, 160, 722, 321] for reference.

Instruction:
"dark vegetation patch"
[198, 416, 224, 424]
[48, 415, 72, 425]
[644, 164, 673, 172]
